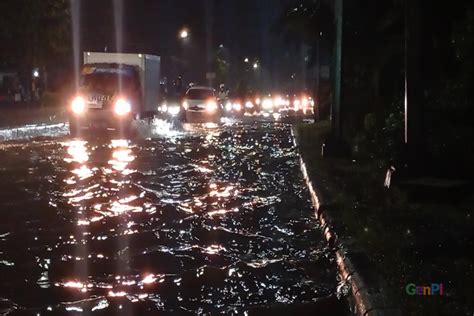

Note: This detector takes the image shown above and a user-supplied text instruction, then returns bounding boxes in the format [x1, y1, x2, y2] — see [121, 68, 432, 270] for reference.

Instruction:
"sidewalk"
[0, 102, 66, 129]
[295, 121, 474, 316]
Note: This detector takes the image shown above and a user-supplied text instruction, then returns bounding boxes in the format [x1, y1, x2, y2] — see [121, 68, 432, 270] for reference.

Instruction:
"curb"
[292, 127, 400, 316]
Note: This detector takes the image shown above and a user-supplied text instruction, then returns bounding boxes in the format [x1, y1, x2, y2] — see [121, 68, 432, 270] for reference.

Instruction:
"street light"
[244, 57, 249, 63]
[179, 29, 189, 39]
[253, 63, 259, 69]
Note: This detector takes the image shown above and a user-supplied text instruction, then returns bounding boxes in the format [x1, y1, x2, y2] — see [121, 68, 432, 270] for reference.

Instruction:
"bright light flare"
[273, 96, 284, 107]
[262, 98, 273, 110]
[142, 274, 157, 285]
[180, 29, 189, 39]
[206, 100, 218, 113]
[233, 103, 242, 112]
[71, 96, 86, 115]
[114, 99, 131, 116]
[293, 99, 301, 111]
[167, 105, 180, 116]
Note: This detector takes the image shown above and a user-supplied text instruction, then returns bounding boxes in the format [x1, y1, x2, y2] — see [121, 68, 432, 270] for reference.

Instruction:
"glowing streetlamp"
[179, 29, 189, 39]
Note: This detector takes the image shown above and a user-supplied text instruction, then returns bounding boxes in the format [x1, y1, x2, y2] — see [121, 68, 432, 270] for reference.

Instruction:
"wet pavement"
[0, 120, 348, 315]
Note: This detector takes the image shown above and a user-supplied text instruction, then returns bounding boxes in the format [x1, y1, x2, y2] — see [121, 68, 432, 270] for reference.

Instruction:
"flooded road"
[0, 121, 348, 315]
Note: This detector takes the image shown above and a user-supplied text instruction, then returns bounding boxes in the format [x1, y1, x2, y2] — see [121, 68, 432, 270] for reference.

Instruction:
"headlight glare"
[114, 98, 132, 116]
[71, 96, 86, 115]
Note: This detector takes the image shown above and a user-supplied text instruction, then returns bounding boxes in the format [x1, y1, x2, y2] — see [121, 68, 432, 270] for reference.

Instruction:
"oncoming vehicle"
[68, 52, 160, 136]
[182, 86, 221, 123]
[223, 93, 244, 119]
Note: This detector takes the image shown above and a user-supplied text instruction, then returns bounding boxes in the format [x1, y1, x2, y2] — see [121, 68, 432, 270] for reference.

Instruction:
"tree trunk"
[404, 0, 424, 174]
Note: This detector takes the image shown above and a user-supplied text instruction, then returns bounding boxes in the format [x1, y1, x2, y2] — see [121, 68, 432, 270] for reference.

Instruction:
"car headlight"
[168, 105, 180, 116]
[233, 103, 242, 112]
[262, 99, 273, 110]
[183, 101, 188, 110]
[161, 103, 168, 112]
[206, 101, 218, 112]
[225, 102, 233, 112]
[114, 98, 132, 116]
[71, 96, 86, 115]
[293, 99, 301, 110]
[245, 101, 254, 109]
[273, 96, 283, 107]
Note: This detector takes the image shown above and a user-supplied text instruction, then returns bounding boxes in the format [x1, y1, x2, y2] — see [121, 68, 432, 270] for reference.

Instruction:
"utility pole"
[404, 0, 423, 173]
[205, 0, 214, 87]
[315, 38, 320, 121]
[333, 0, 343, 140]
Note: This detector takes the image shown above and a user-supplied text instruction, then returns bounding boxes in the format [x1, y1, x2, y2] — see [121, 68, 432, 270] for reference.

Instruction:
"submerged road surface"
[0, 121, 348, 315]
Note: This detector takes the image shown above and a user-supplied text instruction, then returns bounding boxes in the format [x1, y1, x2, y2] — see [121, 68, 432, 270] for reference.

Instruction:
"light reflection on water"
[0, 123, 346, 314]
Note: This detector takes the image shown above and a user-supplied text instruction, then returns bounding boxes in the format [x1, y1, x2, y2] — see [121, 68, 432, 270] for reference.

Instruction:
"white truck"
[68, 52, 161, 136]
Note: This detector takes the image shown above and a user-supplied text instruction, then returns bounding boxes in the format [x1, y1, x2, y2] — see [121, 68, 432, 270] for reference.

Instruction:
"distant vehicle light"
[233, 103, 242, 112]
[255, 98, 261, 105]
[274, 96, 284, 107]
[293, 99, 301, 110]
[168, 105, 180, 116]
[262, 98, 273, 110]
[161, 103, 168, 113]
[245, 101, 254, 109]
[183, 101, 188, 110]
[114, 98, 132, 116]
[71, 96, 86, 115]
[206, 100, 218, 112]
[302, 98, 309, 107]
[225, 102, 232, 112]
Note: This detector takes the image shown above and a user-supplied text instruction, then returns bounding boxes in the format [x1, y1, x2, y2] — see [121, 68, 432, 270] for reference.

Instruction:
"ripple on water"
[0, 122, 345, 314]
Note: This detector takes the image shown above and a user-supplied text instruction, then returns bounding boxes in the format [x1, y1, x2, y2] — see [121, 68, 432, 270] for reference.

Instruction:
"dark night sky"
[79, 0, 290, 87]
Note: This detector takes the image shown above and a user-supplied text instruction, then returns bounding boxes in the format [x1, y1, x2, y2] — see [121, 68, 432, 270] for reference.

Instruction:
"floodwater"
[0, 121, 348, 315]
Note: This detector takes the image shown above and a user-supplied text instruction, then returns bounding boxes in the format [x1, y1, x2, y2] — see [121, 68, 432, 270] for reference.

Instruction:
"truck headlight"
[114, 98, 131, 116]
[206, 101, 218, 112]
[71, 96, 86, 115]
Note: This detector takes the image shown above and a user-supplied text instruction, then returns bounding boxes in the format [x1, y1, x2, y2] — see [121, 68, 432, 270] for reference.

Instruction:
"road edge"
[291, 126, 400, 316]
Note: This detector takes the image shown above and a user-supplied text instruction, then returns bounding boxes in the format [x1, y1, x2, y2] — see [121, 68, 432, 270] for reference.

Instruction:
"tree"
[0, 0, 70, 74]
[276, 0, 334, 121]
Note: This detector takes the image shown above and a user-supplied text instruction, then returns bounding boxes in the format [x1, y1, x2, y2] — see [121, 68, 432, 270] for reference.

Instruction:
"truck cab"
[68, 52, 160, 137]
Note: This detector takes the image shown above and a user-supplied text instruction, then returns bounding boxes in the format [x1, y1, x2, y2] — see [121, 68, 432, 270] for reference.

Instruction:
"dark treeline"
[279, 0, 473, 177]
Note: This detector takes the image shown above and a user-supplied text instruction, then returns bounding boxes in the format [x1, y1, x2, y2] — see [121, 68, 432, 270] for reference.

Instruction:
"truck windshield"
[186, 89, 214, 100]
[81, 73, 136, 95]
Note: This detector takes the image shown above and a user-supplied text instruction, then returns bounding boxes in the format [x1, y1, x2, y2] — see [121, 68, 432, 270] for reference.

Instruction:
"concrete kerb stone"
[292, 126, 399, 315]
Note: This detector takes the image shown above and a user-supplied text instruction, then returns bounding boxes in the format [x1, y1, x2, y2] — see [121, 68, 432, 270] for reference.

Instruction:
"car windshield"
[186, 89, 214, 99]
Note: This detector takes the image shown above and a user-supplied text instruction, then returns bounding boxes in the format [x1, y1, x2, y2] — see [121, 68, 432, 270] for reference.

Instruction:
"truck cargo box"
[83, 52, 161, 114]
